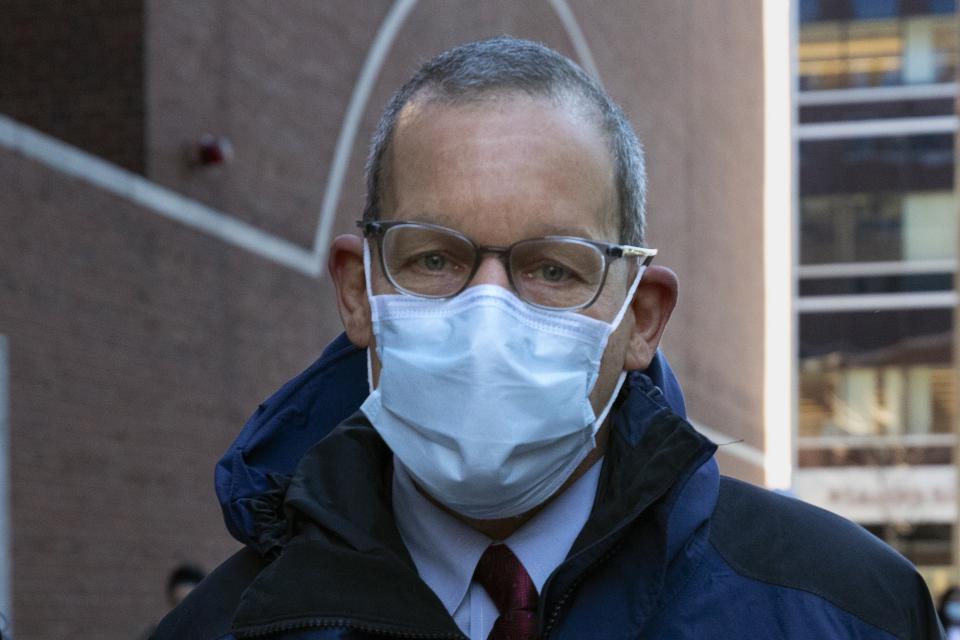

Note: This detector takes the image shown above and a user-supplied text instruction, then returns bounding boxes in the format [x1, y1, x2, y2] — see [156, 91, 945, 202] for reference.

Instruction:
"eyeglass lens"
[381, 224, 606, 309]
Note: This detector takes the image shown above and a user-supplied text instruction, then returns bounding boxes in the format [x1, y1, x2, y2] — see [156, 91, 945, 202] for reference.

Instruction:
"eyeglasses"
[358, 220, 657, 311]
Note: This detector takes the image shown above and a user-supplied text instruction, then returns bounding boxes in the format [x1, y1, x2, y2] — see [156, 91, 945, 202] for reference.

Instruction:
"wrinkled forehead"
[382, 92, 620, 242]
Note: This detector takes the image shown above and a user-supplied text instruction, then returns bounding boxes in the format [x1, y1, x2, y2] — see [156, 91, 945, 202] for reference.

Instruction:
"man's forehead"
[383, 93, 620, 242]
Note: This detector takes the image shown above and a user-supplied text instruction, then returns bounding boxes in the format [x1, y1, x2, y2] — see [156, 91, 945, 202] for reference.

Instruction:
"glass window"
[800, 0, 822, 23]
[799, 98, 955, 124]
[853, 0, 899, 20]
[800, 135, 954, 197]
[800, 0, 957, 23]
[799, 20, 902, 90]
[799, 309, 954, 438]
[903, 191, 957, 259]
[799, 12, 957, 90]
[800, 133, 954, 266]
[799, 273, 954, 296]
[929, 0, 958, 15]
[931, 17, 959, 81]
[865, 523, 951, 567]
[800, 189, 957, 264]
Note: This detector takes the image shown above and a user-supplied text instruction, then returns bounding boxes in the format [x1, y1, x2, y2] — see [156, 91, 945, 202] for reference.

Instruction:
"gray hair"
[362, 36, 648, 245]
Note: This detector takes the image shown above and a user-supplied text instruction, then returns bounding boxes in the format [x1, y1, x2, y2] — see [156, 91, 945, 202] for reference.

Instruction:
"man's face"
[368, 94, 636, 415]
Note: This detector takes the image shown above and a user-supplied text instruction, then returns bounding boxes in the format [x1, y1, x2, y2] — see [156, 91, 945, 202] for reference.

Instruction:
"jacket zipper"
[540, 537, 628, 638]
[235, 616, 466, 639]
[539, 440, 713, 637]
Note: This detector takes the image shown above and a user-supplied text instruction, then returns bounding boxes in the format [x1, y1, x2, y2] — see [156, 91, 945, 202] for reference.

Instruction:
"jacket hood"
[215, 332, 691, 548]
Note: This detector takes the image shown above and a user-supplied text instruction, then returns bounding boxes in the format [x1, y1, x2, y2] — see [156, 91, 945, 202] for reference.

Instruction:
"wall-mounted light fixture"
[197, 134, 234, 166]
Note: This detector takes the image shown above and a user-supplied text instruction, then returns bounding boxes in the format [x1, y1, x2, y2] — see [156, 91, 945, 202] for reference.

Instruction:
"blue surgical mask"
[359, 241, 643, 519]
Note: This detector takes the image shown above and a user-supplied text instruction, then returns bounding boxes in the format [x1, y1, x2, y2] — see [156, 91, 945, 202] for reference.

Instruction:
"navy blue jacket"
[156, 335, 944, 639]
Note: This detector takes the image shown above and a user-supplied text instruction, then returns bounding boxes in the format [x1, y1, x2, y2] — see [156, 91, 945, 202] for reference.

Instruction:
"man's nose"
[469, 254, 512, 290]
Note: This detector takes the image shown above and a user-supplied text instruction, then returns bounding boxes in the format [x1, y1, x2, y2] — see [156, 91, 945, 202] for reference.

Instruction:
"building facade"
[794, 0, 959, 592]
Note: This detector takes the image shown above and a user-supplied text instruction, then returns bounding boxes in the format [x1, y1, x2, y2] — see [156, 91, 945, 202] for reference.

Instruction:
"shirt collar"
[392, 460, 491, 614]
[505, 458, 602, 592]
[392, 456, 602, 613]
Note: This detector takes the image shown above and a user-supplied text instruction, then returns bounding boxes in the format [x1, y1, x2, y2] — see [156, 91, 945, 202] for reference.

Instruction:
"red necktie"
[473, 544, 540, 640]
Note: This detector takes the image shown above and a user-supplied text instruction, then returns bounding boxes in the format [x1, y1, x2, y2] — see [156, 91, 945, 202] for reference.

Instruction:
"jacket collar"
[216, 335, 689, 551]
[230, 374, 717, 638]
[231, 417, 463, 638]
[540, 376, 717, 635]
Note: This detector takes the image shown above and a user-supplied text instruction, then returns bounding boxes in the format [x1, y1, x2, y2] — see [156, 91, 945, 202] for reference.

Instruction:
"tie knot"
[474, 544, 539, 639]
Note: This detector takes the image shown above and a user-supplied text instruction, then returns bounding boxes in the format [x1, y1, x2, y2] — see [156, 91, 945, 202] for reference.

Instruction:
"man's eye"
[538, 263, 569, 282]
[418, 253, 449, 271]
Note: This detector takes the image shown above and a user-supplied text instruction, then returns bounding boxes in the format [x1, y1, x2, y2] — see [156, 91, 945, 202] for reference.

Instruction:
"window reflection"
[800, 134, 955, 265]
[799, 13, 957, 90]
[796, 0, 958, 574]
[800, 135, 954, 197]
[799, 310, 954, 439]
[801, 190, 957, 264]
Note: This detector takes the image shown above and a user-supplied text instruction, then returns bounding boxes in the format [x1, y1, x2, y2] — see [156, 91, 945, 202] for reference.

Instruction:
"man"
[166, 564, 207, 608]
[156, 37, 944, 639]
[141, 564, 207, 639]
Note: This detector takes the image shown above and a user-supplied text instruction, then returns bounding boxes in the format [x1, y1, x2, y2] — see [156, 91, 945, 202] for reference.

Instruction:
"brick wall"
[0, 0, 145, 173]
[0, 148, 344, 637]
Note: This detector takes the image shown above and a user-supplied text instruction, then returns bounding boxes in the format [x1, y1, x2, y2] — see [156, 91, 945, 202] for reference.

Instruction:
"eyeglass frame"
[358, 219, 658, 311]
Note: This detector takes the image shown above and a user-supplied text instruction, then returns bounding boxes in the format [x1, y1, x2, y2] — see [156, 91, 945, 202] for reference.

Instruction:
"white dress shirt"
[392, 457, 602, 639]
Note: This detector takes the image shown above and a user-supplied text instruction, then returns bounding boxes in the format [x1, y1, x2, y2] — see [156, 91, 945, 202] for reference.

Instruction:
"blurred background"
[0, 0, 957, 637]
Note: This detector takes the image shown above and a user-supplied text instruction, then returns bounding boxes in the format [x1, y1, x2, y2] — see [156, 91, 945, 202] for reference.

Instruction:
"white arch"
[311, 0, 419, 274]
[548, 0, 601, 82]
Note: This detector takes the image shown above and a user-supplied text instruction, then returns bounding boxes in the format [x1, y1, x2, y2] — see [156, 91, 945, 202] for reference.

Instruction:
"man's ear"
[623, 265, 678, 371]
[328, 234, 372, 348]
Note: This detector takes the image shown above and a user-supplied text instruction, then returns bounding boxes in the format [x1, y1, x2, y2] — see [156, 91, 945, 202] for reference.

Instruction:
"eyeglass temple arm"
[617, 246, 657, 266]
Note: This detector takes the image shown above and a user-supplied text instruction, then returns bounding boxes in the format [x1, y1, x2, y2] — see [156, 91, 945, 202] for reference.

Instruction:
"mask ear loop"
[366, 343, 375, 392]
[609, 263, 647, 331]
[363, 239, 376, 392]
[362, 239, 374, 308]
[590, 261, 647, 435]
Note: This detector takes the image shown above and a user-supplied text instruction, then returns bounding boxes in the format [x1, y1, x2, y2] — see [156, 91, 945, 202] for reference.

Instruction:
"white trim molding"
[0, 114, 321, 276]
[762, 0, 794, 490]
[548, 0, 601, 81]
[798, 259, 957, 279]
[797, 115, 958, 140]
[798, 83, 957, 106]
[798, 433, 957, 449]
[797, 291, 958, 312]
